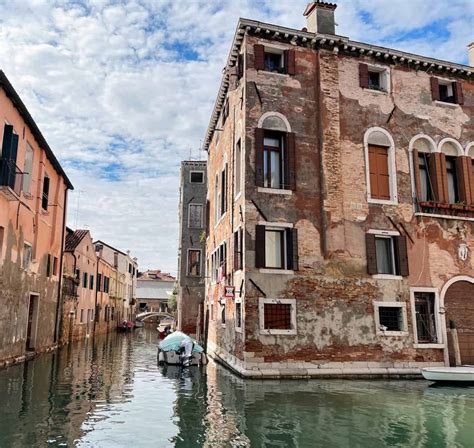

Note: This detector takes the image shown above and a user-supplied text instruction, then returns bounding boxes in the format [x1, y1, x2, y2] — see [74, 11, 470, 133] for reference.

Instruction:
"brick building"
[177, 160, 207, 339]
[204, 2, 474, 377]
[0, 70, 73, 366]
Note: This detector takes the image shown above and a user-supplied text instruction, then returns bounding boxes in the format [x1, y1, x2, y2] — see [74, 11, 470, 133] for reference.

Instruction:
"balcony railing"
[0, 158, 23, 200]
[417, 201, 474, 219]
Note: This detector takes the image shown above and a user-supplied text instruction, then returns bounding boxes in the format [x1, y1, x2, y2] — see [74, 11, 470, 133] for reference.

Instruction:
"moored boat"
[158, 331, 207, 367]
[422, 366, 474, 383]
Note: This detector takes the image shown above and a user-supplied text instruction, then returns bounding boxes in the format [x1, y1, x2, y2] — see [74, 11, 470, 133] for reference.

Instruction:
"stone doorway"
[444, 280, 474, 366]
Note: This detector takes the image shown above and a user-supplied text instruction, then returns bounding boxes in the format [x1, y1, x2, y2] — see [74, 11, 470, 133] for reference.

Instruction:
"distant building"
[0, 70, 73, 367]
[137, 270, 175, 314]
[177, 161, 207, 339]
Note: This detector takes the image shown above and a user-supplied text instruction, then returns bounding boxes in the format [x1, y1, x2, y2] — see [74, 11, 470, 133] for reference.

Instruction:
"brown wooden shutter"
[238, 53, 244, 79]
[359, 63, 369, 89]
[285, 132, 296, 190]
[430, 77, 440, 101]
[255, 128, 264, 187]
[285, 50, 296, 75]
[467, 159, 474, 206]
[412, 149, 423, 201]
[255, 225, 266, 268]
[254, 44, 265, 71]
[395, 235, 409, 277]
[366, 233, 377, 275]
[453, 82, 464, 105]
[368, 145, 390, 200]
[456, 156, 472, 204]
[288, 228, 298, 271]
[439, 153, 449, 203]
[428, 152, 447, 203]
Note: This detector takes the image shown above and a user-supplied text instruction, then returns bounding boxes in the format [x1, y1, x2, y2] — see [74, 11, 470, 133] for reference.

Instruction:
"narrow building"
[177, 161, 207, 339]
[0, 70, 73, 366]
[204, 2, 474, 377]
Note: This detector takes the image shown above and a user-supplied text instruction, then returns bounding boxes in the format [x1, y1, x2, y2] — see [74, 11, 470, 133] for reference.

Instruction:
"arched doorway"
[443, 278, 474, 366]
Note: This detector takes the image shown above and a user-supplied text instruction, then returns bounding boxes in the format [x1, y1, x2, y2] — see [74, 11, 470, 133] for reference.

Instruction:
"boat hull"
[158, 350, 207, 367]
[422, 367, 474, 383]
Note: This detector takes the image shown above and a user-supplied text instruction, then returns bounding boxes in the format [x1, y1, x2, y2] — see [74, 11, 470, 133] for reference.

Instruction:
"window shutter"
[453, 82, 464, 105]
[254, 44, 265, 71]
[366, 233, 377, 275]
[412, 149, 423, 201]
[368, 145, 390, 200]
[255, 225, 265, 268]
[430, 77, 440, 101]
[285, 132, 296, 190]
[456, 156, 472, 204]
[205, 200, 210, 233]
[428, 153, 446, 203]
[395, 236, 409, 277]
[439, 153, 449, 203]
[286, 228, 299, 271]
[1, 124, 14, 159]
[285, 50, 296, 75]
[467, 159, 474, 206]
[255, 128, 264, 186]
[10, 134, 19, 163]
[359, 63, 369, 89]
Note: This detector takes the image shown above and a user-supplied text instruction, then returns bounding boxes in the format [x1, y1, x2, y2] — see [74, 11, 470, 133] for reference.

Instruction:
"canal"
[1, 328, 473, 448]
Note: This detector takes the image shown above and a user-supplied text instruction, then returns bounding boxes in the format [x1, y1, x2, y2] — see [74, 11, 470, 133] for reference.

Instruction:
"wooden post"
[449, 320, 462, 367]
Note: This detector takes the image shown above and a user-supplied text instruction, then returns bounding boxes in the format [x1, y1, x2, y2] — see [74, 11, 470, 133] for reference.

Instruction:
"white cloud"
[0, 0, 471, 273]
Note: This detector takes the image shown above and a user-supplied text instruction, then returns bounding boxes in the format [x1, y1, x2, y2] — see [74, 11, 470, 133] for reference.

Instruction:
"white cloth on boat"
[180, 336, 193, 358]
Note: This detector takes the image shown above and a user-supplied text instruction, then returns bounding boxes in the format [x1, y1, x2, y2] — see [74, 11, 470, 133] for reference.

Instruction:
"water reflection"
[0, 329, 473, 447]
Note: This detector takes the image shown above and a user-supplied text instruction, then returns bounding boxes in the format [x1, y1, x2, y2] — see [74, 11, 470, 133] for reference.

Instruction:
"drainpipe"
[53, 186, 68, 344]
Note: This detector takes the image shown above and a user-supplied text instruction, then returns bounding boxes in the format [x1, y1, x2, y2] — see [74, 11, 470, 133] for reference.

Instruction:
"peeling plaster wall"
[206, 36, 474, 374]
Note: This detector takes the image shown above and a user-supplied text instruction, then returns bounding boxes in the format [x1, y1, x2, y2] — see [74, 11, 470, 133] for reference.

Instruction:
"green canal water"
[0, 329, 473, 448]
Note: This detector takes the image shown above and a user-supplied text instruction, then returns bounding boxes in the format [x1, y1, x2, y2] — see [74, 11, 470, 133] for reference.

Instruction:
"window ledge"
[257, 187, 293, 195]
[415, 212, 474, 222]
[257, 70, 289, 78]
[260, 329, 297, 335]
[259, 268, 294, 275]
[434, 100, 459, 108]
[368, 198, 398, 206]
[372, 274, 403, 280]
[235, 326, 243, 333]
[363, 88, 389, 95]
[377, 331, 409, 337]
[414, 343, 444, 349]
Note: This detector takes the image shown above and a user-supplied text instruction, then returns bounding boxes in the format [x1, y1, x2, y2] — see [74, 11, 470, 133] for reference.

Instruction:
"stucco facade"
[0, 71, 73, 367]
[177, 160, 207, 339]
[204, 4, 474, 377]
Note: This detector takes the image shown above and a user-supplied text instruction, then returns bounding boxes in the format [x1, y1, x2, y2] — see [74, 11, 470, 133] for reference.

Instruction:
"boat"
[422, 366, 474, 383]
[158, 331, 207, 367]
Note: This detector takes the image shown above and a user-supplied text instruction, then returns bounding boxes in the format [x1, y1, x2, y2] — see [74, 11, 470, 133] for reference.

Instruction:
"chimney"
[303, 1, 337, 35]
[469, 42, 474, 67]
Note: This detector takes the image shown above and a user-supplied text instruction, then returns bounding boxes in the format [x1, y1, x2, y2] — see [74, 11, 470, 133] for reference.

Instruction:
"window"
[188, 204, 203, 228]
[22, 143, 34, 193]
[53, 256, 58, 276]
[254, 45, 295, 75]
[80, 309, 84, 323]
[359, 64, 389, 92]
[128, 263, 132, 273]
[374, 302, 407, 336]
[259, 298, 297, 335]
[220, 165, 227, 216]
[221, 303, 226, 325]
[364, 128, 396, 203]
[417, 152, 433, 202]
[187, 249, 201, 276]
[366, 232, 409, 277]
[75, 269, 80, 281]
[211, 241, 227, 282]
[97, 273, 102, 291]
[445, 156, 459, 204]
[83, 272, 88, 288]
[234, 228, 243, 271]
[41, 175, 50, 210]
[430, 78, 463, 105]
[214, 174, 220, 222]
[256, 225, 298, 271]
[222, 99, 229, 124]
[235, 139, 242, 196]
[264, 133, 284, 189]
[414, 292, 438, 344]
[90, 274, 94, 290]
[22, 243, 32, 269]
[0, 226, 4, 260]
[190, 171, 204, 183]
[235, 300, 242, 330]
[46, 254, 52, 277]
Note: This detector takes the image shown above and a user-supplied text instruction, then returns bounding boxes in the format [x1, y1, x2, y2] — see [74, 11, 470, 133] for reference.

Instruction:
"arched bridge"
[136, 311, 175, 322]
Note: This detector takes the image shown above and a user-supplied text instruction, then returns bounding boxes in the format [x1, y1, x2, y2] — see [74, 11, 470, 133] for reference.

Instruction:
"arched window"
[409, 135, 436, 203]
[256, 112, 295, 191]
[364, 127, 397, 203]
[439, 138, 465, 205]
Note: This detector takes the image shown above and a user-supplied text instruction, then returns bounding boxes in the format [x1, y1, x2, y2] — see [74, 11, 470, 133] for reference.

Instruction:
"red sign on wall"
[224, 286, 235, 298]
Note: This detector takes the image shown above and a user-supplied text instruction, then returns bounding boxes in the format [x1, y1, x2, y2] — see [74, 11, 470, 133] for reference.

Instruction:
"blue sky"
[0, 0, 472, 273]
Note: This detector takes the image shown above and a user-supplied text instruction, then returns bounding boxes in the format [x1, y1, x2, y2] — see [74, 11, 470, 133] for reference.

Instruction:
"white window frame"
[367, 229, 402, 280]
[189, 170, 204, 184]
[186, 248, 202, 277]
[374, 301, 408, 337]
[188, 203, 204, 229]
[258, 221, 294, 275]
[259, 298, 297, 335]
[263, 45, 285, 75]
[365, 64, 390, 94]
[235, 297, 243, 333]
[410, 288, 444, 348]
[364, 127, 398, 206]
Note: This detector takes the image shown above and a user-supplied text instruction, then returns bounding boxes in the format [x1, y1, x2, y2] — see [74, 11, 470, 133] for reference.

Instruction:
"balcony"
[417, 201, 474, 219]
[0, 159, 23, 200]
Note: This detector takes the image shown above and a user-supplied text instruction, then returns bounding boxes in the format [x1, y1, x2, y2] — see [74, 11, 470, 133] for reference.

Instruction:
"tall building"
[177, 161, 207, 339]
[0, 70, 73, 366]
[204, 2, 474, 377]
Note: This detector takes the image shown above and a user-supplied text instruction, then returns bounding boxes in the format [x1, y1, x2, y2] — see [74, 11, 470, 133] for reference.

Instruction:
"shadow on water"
[1, 328, 474, 447]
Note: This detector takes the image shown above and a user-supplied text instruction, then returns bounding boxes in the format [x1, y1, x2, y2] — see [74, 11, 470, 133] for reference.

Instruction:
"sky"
[0, 0, 472, 274]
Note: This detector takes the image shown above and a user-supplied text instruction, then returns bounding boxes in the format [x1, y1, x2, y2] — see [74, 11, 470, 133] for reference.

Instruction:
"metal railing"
[0, 158, 23, 197]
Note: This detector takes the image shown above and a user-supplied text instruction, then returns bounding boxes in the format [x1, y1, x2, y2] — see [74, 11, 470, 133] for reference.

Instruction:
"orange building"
[0, 70, 73, 366]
